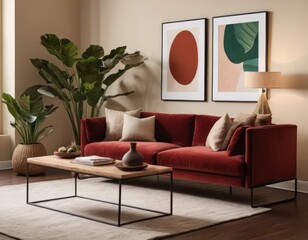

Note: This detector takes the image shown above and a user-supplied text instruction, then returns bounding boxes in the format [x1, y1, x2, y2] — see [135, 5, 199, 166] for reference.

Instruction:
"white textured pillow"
[206, 113, 232, 151]
[120, 114, 156, 142]
[104, 108, 142, 141]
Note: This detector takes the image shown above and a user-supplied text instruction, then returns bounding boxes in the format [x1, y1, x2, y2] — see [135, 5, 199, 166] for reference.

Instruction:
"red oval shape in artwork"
[169, 30, 198, 85]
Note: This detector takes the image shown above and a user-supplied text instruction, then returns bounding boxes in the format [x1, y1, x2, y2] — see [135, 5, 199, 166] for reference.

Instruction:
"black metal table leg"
[74, 173, 78, 197]
[170, 171, 173, 215]
[118, 179, 122, 226]
[26, 162, 29, 203]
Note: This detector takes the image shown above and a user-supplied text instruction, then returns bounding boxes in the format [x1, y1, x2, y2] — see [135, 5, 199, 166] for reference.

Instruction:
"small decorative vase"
[122, 142, 144, 167]
[12, 143, 47, 176]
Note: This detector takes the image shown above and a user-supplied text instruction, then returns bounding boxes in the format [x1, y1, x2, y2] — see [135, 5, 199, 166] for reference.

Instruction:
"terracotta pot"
[122, 142, 144, 167]
[12, 143, 47, 176]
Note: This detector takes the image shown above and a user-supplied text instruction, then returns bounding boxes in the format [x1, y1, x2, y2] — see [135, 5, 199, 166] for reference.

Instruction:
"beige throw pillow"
[255, 114, 272, 126]
[120, 114, 156, 142]
[206, 113, 232, 151]
[234, 112, 257, 126]
[220, 112, 257, 150]
[220, 121, 243, 150]
[104, 108, 142, 141]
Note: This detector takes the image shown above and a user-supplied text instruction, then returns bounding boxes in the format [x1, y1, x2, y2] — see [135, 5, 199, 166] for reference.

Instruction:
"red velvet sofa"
[80, 112, 297, 207]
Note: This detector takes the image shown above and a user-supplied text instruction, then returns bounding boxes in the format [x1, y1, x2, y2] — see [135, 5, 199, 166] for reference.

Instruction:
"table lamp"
[244, 72, 282, 115]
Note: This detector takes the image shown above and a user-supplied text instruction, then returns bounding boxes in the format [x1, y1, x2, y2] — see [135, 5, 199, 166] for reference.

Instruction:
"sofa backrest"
[80, 112, 236, 149]
[191, 114, 221, 146]
[141, 112, 195, 146]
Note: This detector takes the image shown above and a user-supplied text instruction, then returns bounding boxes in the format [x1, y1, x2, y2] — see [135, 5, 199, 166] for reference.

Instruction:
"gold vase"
[12, 143, 47, 176]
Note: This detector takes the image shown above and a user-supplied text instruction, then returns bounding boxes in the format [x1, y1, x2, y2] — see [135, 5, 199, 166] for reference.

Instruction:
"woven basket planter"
[12, 143, 47, 176]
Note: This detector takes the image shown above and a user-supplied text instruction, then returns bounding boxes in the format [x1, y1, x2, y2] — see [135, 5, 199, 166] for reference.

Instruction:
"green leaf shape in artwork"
[243, 58, 258, 72]
[224, 22, 259, 71]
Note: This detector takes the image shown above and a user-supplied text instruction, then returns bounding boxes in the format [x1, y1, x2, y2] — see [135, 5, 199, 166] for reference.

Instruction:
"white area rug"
[0, 177, 270, 240]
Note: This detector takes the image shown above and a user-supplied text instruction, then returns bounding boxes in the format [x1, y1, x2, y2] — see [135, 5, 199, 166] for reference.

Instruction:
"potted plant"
[31, 33, 145, 145]
[2, 87, 58, 175]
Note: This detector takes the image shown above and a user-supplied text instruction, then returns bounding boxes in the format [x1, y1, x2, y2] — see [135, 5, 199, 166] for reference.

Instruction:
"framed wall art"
[212, 12, 268, 102]
[161, 18, 207, 101]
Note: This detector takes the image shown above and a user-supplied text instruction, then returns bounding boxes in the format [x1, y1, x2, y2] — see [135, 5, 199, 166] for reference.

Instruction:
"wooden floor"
[0, 169, 307, 240]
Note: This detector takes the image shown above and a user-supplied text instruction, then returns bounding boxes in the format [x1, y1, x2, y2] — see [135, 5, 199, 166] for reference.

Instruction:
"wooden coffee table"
[26, 155, 173, 226]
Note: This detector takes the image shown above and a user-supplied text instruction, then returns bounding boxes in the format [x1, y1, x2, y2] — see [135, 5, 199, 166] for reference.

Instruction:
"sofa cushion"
[120, 114, 156, 142]
[227, 126, 249, 156]
[192, 114, 220, 146]
[84, 117, 106, 143]
[220, 121, 243, 150]
[234, 112, 257, 126]
[84, 141, 180, 164]
[220, 113, 256, 150]
[206, 113, 232, 151]
[141, 112, 195, 146]
[104, 108, 142, 141]
[157, 146, 246, 177]
[256, 114, 272, 126]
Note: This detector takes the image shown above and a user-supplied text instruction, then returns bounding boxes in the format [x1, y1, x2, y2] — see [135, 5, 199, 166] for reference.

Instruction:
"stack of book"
[72, 155, 115, 166]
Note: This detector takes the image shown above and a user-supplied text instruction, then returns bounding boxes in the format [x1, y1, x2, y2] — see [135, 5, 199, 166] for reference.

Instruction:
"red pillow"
[85, 117, 106, 142]
[227, 126, 249, 156]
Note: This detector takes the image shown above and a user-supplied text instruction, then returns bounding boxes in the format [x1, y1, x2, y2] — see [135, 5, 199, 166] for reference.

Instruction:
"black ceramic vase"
[122, 142, 144, 167]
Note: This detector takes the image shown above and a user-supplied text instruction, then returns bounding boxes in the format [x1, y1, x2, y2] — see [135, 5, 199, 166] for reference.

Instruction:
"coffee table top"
[27, 155, 172, 180]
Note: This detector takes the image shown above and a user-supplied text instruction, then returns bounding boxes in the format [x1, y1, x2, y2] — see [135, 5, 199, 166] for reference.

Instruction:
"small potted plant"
[2, 87, 58, 175]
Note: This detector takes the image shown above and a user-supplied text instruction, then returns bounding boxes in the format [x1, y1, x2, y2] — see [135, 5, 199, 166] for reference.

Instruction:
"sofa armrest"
[245, 124, 297, 188]
[80, 117, 106, 155]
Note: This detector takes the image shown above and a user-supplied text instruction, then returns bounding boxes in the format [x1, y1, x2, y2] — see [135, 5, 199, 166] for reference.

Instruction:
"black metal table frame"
[26, 163, 173, 227]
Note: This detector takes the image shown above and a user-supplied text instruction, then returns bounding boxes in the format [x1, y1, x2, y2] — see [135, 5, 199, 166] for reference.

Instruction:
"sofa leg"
[229, 186, 232, 196]
[250, 178, 297, 208]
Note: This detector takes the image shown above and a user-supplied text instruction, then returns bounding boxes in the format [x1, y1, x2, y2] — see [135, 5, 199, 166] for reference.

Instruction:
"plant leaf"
[103, 62, 143, 86]
[30, 59, 70, 89]
[40, 33, 79, 67]
[82, 45, 104, 59]
[2, 93, 21, 120]
[101, 46, 127, 72]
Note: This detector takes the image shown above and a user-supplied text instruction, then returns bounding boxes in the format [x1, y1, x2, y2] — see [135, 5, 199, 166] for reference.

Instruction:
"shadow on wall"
[282, 74, 308, 89]
[104, 61, 159, 113]
[104, 77, 147, 112]
[104, 80, 135, 113]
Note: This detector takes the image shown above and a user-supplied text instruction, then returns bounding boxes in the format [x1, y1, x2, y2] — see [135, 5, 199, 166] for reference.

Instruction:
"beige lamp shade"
[244, 72, 282, 88]
[244, 72, 282, 115]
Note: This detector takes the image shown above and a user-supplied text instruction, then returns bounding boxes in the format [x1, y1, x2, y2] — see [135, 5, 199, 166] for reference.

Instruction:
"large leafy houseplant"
[31, 33, 144, 145]
[1, 88, 58, 144]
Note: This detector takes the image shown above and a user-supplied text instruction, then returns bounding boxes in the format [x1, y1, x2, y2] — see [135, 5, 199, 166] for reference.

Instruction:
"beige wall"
[2, 0, 80, 156]
[15, 0, 81, 153]
[80, 0, 308, 180]
[2, 0, 307, 180]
